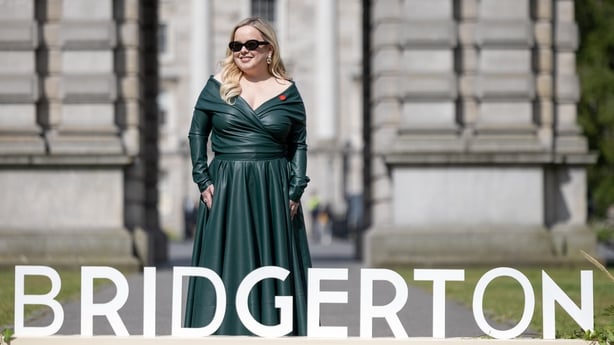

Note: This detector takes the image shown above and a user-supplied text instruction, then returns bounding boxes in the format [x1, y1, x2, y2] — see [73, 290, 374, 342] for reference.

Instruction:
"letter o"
[472, 267, 535, 339]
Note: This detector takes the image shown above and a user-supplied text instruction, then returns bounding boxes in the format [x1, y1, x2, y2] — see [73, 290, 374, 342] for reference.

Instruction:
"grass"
[0, 268, 97, 329]
[397, 265, 614, 338]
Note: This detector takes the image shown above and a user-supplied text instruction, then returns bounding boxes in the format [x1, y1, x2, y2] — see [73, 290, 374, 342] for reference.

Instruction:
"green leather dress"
[184, 76, 312, 336]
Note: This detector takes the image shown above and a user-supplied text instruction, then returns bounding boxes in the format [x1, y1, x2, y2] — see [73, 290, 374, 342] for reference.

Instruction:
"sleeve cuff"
[198, 179, 213, 192]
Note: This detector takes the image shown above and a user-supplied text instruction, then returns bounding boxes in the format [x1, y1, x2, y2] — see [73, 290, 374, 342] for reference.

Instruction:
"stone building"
[0, 0, 363, 267]
[157, 0, 364, 239]
[364, 0, 596, 265]
[0, 0, 596, 268]
[0, 0, 166, 268]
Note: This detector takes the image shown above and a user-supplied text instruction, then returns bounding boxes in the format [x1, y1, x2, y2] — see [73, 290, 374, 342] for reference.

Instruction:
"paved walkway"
[27, 239, 510, 337]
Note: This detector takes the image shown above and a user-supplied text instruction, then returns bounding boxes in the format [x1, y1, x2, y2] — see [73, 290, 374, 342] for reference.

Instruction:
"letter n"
[542, 270, 593, 339]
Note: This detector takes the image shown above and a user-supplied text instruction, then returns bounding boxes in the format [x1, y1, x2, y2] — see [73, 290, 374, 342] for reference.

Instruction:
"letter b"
[14, 266, 64, 336]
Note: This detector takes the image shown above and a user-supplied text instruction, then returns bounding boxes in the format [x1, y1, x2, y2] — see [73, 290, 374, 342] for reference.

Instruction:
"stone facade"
[364, 0, 596, 266]
[0, 0, 593, 268]
[0, 0, 166, 269]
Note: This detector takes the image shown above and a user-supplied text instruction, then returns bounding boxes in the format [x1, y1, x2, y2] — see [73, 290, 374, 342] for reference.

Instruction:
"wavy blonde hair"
[219, 17, 290, 104]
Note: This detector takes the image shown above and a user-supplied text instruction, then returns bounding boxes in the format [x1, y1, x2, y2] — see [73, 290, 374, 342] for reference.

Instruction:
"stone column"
[364, 0, 595, 266]
[0, 0, 44, 154]
[553, 0, 584, 153]
[131, 0, 167, 265]
[472, 0, 540, 151]
[48, 0, 122, 153]
[458, 0, 479, 139]
[38, 0, 62, 148]
[366, 0, 463, 266]
[535, 0, 555, 147]
[393, 0, 460, 152]
[315, 0, 337, 140]
[0, 0, 166, 269]
[312, 0, 342, 208]
[545, 0, 594, 256]
[191, 0, 212, 103]
[369, 0, 401, 227]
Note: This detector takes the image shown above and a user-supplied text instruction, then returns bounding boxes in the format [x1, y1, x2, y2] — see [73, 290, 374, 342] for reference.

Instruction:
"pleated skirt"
[184, 154, 312, 335]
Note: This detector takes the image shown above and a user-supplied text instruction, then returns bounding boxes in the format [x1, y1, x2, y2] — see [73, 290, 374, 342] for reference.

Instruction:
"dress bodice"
[197, 77, 306, 156]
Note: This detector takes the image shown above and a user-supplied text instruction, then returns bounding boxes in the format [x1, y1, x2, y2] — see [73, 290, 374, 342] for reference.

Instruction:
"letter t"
[414, 269, 464, 338]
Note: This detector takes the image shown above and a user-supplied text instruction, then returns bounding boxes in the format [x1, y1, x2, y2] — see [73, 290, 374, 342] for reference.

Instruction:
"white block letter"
[171, 266, 226, 337]
[81, 266, 130, 336]
[542, 270, 593, 339]
[473, 267, 534, 339]
[143, 267, 156, 337]
[236, 266, 292, 337]
[307, 268, 349, 338]
[414, 269, 464, 338]
[360, 268, 408, 338]
[14, 266, 64, 336]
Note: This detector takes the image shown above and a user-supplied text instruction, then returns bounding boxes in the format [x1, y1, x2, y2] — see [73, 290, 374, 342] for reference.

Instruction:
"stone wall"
[0, 0, 166, 269]
[365, 0, 596, 266]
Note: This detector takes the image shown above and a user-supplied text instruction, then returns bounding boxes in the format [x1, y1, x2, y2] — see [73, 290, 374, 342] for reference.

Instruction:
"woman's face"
[232, 25, 272, 76]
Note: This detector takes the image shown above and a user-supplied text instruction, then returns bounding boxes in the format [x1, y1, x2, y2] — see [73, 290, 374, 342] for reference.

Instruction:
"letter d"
[14, 266, 64, 336]
[172, 267, 226, 337]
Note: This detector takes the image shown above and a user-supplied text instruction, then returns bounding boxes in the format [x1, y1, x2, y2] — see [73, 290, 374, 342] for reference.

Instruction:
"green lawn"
[397, 265, 614, 338]
[0, 268, 87, 329]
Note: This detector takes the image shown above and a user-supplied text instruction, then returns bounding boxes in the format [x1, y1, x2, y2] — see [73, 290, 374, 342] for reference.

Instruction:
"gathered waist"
[214, 152, 286, 161]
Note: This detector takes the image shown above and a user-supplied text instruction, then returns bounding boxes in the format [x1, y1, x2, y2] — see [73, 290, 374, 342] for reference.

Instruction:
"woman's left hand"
[289, 200, 299, 219]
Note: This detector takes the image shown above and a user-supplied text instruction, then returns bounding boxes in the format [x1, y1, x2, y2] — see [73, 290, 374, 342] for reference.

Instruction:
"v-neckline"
[210, 76, 293, 113]
[239, 85, 293, 113]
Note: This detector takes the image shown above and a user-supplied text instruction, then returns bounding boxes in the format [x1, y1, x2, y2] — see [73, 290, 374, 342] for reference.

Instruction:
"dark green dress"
[184, 76, 312, 336]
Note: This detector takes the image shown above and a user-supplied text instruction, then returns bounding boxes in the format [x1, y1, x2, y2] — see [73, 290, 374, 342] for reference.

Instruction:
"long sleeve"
[287, 108, 310, 202]
[188, 107, 213, 192]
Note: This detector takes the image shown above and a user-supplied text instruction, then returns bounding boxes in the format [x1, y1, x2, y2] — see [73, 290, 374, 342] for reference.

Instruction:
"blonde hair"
[219, 17, 290, 104]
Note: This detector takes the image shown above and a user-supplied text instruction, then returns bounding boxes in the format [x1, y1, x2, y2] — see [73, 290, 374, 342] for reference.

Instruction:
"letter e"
[307, 268, 349, 338]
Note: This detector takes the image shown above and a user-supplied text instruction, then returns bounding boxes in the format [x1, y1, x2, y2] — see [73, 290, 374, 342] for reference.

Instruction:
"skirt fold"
[184, 157, 311, 336]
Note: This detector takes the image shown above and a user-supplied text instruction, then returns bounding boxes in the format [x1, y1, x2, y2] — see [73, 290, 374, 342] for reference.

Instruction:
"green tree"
[576, 0, 614, 218]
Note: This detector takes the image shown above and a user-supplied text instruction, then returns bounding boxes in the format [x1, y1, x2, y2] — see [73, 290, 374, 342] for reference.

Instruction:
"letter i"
[143, 267, 156, 337]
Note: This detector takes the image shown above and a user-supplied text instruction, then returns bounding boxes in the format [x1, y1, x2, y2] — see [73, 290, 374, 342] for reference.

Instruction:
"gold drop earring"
[266, 54, 272, 64]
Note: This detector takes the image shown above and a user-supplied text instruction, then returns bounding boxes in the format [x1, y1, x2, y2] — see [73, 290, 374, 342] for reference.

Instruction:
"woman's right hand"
[201, 184, 215, 209]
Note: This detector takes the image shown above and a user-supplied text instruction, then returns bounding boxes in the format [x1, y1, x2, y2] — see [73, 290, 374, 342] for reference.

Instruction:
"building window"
[158, 90, 169, 127]
[158, 23, 168, 54]
[251, 0, 276, 24]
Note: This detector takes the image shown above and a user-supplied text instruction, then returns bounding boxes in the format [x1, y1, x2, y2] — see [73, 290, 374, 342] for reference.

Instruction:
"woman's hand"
[201, 184, 215, 209]
[289, 200, 299, 219]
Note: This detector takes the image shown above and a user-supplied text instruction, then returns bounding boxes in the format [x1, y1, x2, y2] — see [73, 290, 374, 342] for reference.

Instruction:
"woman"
[184, 17, 312, 336]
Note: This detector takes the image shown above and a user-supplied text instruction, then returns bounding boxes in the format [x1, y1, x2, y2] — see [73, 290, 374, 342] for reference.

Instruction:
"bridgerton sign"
[13, 266, 593, 340]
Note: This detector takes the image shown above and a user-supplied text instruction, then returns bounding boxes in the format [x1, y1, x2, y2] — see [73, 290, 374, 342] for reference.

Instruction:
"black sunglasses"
[228, 40, 270, 52]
